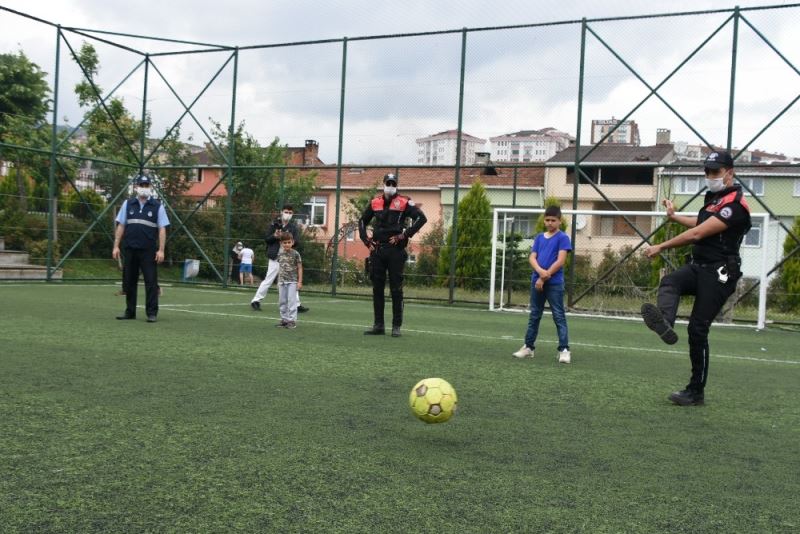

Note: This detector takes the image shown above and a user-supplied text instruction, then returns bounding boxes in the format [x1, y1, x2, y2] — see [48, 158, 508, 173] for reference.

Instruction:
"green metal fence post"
[139, 55, 149, 174]
[223, 48, 239, 289]
[727, 6, 740, 151]
[278, 167, 286, 209]
[447, 28, 468, 304]
[505, 166, 519, 305]
[46, 26, 62, 281]
[331, 37, 348, 296]
[568, 18, 587, 307]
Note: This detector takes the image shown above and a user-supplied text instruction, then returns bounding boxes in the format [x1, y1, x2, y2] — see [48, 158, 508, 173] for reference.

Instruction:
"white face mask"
[384, 186, 397, 197]
[704, 171, 728, 193]
[281, 212, 293, 223]
[136, 186, 152, 199]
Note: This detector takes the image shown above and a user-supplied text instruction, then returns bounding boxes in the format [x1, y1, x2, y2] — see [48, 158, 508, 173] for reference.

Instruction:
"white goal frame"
[489, 208, 771, 330]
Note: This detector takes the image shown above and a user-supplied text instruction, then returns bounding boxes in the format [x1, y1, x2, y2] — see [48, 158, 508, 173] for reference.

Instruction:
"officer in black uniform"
[113, 175, 170, 323]
[642, 151, 751, 405]
[359, 173, 427, 337]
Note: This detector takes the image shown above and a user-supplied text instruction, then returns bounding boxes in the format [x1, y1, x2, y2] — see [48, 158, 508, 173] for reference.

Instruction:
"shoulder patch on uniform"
[720, 206, 732, 219]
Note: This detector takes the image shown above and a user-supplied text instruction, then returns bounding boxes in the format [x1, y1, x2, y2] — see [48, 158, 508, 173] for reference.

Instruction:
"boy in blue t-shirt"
[513, 206, 572, 363]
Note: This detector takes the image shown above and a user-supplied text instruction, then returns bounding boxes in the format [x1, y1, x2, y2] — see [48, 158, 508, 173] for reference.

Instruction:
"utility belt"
[688, 255, 741, 284]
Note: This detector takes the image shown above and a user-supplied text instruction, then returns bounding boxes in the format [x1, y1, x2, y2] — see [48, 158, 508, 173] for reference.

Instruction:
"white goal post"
[489, 208, 771, 330]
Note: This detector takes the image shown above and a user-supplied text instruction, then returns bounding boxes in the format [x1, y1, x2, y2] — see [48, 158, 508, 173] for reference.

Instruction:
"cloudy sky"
[2, 0, 799, 164]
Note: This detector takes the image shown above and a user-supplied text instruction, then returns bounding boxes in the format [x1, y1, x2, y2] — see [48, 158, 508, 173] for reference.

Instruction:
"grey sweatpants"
[278, 282, 299, 322]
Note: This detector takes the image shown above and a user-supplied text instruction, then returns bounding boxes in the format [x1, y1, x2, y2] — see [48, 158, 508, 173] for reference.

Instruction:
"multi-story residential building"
[544, 143, 675, 263]
[591, 118, 640, 146]
[416, 130, 487, 165]
[489, 128, 573, 163]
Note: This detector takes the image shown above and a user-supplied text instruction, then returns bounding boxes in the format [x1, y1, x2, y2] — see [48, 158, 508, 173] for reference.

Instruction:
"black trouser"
[123, 247, 159, 318]
[656, 263, 738, 393]
[369, 244, 407, 328]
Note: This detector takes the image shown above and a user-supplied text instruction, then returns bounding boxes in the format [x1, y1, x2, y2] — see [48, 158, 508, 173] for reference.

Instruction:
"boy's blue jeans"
[524, 282, 569, 351]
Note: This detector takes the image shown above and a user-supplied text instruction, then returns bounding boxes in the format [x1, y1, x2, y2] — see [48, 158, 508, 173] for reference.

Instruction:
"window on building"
[743, 219, 762, 247]
[566, 166, 599, 184]
[598, 167, 653, 185]
[737, 177, 764, 196]
[794, 178, 800, 196]
[302, 196, 327, 226]
[674, 175, 700, 194]
[189, 169, 203, 183]
[599, 215, 650, 236]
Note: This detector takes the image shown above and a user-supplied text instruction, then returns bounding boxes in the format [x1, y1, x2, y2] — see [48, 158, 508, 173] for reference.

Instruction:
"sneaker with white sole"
[512, 346, 533, 359]
[558, 349, 571, 364]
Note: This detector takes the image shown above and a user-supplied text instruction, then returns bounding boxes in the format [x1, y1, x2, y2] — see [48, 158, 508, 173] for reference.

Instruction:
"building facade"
[416, 130, 487, 165]
[590, 118, 641, 146]
[489, 128, 573, 163]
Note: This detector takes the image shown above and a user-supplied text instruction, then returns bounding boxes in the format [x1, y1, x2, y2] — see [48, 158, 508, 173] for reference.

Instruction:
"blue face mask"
[136, 186, 152, 199]
[384, 186, 397, 197]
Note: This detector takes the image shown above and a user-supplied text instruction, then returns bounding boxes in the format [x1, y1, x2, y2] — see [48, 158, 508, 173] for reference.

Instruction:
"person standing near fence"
[642, 150, 750, 406]
[512, 205, 572, 363]
[238, 243, 255, 286]
[359, 173, 427, 337]
[275, 232, 303, 329]
[250, 205, 308, 312]
[112, 174, 170, 323]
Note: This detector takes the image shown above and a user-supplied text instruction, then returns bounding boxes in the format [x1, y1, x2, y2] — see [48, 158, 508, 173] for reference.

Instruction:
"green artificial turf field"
[1, 283, 798, 532]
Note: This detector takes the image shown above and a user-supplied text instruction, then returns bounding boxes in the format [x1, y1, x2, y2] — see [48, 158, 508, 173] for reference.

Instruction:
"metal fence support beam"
[330, 37, 348, 296]
[447, 28, 468, 304]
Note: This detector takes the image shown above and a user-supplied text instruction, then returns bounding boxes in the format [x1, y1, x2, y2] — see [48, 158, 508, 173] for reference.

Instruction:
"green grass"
[1, 284, 798, 532]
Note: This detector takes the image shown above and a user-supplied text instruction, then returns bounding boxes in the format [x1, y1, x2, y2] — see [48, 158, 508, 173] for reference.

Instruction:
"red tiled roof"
[312, 166, 544, 189]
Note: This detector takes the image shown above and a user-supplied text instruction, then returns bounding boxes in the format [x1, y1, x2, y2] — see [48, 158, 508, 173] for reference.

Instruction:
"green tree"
[73, 42, 146, 203]
[152, 125, 197, 210]
[412, 220, 445, 286]
[0, 51, 52, 211]
[438, 180, 493, 290]
[779, 216, 800, 310]
[209, 120, 317, 244]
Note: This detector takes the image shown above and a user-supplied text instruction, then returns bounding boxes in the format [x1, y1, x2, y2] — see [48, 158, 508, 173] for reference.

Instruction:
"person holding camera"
[250, 204, 308, 312]
[642, 150, 751, 406]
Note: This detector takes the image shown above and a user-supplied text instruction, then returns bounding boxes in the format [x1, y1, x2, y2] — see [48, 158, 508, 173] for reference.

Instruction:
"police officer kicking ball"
[642, 151, 750, 406]
[359, 173, 427, 337]
[113, 175, 170, 323]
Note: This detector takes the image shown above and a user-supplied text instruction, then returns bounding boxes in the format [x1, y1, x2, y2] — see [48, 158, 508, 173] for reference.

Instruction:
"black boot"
[668, 389, 704, 406]
[364, 325, 385, 335]
[641, 303, 678, 345]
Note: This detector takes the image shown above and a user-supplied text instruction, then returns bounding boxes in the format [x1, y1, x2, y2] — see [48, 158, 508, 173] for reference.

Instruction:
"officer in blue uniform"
[359, 173, 427, 337]
[642, 151, 751, 406]
[113, 175, 170, 322]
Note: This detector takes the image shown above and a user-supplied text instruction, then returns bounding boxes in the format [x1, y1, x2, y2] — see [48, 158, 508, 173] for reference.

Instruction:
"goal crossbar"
[489, 208, 770, 330]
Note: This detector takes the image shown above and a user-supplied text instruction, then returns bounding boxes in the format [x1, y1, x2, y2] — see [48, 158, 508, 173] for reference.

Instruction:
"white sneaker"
[558, 349, 571, 364]
[512, 346, 533, 359]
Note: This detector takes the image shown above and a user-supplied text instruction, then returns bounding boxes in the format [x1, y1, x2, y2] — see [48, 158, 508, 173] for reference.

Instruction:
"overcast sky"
[2, 0, 799, 164]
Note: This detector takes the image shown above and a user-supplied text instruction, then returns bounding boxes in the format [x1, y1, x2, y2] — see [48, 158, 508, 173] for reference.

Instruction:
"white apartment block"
[416, 130, 487, 165]
[489, 128, 573, 163]
[591, 118, 640, 146]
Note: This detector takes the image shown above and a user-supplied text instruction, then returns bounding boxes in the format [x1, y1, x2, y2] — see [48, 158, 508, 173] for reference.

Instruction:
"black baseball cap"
[136, 174, 152, 185]
[704, 151, 734, 170]
[383, 173, 398, 185]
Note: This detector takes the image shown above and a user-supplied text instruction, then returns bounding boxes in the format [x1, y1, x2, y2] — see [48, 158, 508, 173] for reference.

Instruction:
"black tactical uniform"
[359, 174, 427, 337]
[642, 151, 751, 405]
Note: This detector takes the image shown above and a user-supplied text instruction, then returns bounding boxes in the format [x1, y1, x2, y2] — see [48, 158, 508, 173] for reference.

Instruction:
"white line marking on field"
[164, 307, 799, 366]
